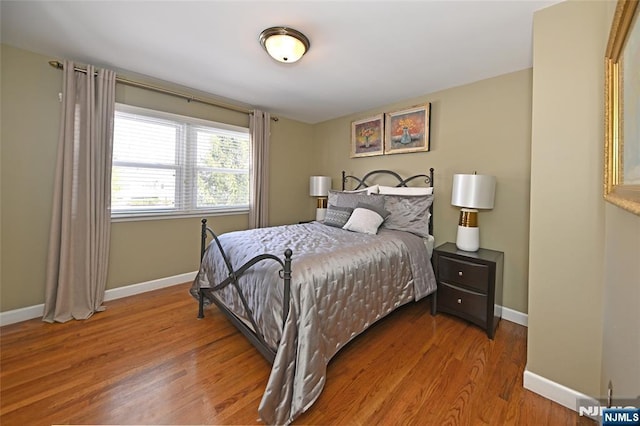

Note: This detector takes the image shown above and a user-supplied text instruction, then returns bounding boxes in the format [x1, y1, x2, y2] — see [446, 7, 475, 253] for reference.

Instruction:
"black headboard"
[342, 168, 433, 190]
[341, 168, 435, 235]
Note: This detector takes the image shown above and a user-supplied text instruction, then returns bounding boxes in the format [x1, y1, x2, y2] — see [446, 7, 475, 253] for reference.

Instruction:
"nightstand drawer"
[437, 282, 487, 324]
[438, 256, 489, 293]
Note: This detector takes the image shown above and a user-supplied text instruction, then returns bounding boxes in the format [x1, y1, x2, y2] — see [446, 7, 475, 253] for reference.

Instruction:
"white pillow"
[342, 203, 388, 235]
[378, 185, 433, 195]
[344, 184, 379, 194]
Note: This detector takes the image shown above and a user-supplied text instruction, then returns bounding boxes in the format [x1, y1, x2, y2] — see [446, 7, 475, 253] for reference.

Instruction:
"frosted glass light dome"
[260, 27, 310, 63]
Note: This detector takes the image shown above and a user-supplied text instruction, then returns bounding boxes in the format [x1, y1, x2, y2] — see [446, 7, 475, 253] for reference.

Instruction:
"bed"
[191, 169, 436, 424]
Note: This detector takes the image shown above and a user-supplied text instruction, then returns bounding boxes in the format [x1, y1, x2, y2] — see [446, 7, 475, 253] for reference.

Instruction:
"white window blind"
[111, 104, 250, 218]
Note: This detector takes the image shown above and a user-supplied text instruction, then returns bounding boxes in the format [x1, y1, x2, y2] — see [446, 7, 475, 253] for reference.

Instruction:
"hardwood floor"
[1, 283, 593, 425]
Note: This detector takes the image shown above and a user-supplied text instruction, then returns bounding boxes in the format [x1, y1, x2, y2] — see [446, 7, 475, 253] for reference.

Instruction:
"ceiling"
[1, 1, 560, 124]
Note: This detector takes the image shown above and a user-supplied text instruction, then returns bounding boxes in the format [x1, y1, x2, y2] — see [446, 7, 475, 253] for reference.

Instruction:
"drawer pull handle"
[457, 298, 462, 304]
[458, 271, 463, 277]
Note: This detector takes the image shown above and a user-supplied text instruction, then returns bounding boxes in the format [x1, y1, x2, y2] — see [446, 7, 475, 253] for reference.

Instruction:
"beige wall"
[601, 203, 640, 398]
[1, 45, 62, 311]
[529, 0, 609, 397]
[314, 69, 533, 314]
[269, 116, 321, 225]
[530, 0, 640, 400]
[599, 0, 640, 398]
[0, 44, 314, 310]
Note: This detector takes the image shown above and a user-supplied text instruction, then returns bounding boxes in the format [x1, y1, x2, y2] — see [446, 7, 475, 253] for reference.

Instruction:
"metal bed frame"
[197, 169, 434, 364]
[341, 168, 434, 235]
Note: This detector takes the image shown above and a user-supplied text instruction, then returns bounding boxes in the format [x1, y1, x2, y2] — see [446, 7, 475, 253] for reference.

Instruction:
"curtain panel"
[248, 109, 271, 229]
[43, 61, 116, 323]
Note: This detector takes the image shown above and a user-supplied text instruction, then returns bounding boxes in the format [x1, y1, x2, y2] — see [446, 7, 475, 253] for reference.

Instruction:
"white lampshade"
[310, 176, 331, 197]
[259, 27, 310, 63]
[451, 174, 496, 209]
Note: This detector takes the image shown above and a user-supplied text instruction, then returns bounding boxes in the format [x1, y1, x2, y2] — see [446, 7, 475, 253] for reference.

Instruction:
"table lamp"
[451, 173, 496, 252]
[310, 176, 331, 221]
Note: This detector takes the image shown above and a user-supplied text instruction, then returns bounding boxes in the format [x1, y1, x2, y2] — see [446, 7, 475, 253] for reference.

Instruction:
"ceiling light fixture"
[259, 27, 310, 63]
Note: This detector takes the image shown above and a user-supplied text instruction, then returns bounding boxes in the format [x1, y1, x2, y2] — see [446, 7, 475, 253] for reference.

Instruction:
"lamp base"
[315, 197, 328, 221]
[316, 208, 327, 221]
[316, 198, 328, 209]
[456, 225, 480, 252]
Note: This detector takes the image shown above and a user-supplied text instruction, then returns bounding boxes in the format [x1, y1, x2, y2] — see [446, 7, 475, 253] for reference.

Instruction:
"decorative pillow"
[327, 190, 385, 211]
[378, 185, 433, 195]
[356, 201, 390, 219]
[323, 204, 354, 228]
[342, 202, 390, 235]
[381, 194, 434, 238]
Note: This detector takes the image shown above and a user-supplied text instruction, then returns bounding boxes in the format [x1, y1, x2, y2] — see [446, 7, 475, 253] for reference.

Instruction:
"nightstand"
[433, 242, 504, 339]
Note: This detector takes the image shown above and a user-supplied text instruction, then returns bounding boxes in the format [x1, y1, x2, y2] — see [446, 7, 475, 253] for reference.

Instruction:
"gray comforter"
[191, 221, 436, 424]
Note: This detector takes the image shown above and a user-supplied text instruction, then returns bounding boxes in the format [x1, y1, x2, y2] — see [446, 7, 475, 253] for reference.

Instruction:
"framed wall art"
[351, 114, 384, 158]
[604, 0, 640, 215]
[384, 104, 430, 155]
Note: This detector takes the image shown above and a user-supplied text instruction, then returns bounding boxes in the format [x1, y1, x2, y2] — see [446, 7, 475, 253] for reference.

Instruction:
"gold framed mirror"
[604, 0, 640, 215]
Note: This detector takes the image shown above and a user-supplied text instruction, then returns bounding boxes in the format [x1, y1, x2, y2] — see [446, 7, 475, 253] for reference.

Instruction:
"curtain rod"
[48, 60, 278, 121]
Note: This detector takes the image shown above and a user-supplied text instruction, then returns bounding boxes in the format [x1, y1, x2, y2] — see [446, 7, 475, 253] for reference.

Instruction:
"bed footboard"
[196, 219, 292, 363]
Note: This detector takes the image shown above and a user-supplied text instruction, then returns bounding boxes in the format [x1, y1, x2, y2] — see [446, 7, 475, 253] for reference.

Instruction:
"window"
[111, 104, 250, 218]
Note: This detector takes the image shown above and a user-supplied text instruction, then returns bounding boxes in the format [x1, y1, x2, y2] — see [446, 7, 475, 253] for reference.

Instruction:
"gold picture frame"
[351, 114, 384, 158]
[604, 0, 640, 215]
[384, 104, 430, 155]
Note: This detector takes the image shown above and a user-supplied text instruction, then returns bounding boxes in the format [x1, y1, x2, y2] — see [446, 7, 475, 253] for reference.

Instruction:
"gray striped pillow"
[323, 204, 353, 228]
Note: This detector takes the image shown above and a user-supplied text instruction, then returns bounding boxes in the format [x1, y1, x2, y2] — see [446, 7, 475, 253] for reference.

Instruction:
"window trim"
[110, 207, 249, 223]
[111, 103, 251, 221]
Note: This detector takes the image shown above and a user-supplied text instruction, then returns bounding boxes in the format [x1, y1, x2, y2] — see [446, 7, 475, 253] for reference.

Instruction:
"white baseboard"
[0, 271, 197, 327]
[523, 369, 598, 415]
[102, 271, 197, 302]
[0, 304, 46, 327]
[501, 306, 528, 327]
[3, 275, 527, 329]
